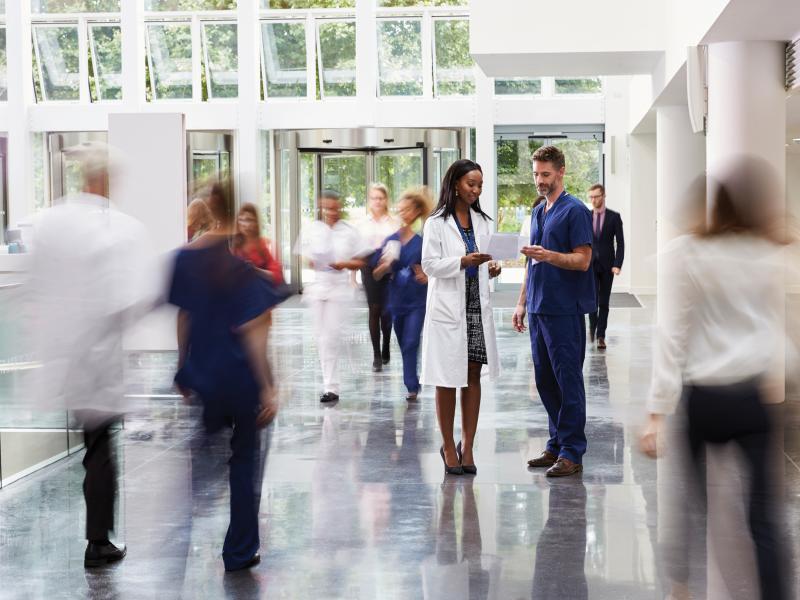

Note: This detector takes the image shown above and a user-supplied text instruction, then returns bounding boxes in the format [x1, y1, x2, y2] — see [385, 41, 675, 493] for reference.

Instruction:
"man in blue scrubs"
[512, 146, 596, 477]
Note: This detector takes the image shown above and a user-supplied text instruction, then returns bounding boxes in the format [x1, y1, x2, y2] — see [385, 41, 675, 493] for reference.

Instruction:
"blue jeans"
[529, 313, 587, 464]
[393, 306, 425, 393]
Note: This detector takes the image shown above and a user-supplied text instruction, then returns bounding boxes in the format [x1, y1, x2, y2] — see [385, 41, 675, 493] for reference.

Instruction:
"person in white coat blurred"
[26, 142, 152, 568]
[420, 159, 501, 476]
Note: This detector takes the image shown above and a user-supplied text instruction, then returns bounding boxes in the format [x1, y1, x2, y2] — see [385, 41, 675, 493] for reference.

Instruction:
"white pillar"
[237, 0, 260, 211]
[121, 0, 145, 108]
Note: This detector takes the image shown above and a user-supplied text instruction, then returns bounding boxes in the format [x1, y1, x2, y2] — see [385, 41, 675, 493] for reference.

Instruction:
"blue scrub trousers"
[529, 313, 587, 464]
[393, 306, 425, 393]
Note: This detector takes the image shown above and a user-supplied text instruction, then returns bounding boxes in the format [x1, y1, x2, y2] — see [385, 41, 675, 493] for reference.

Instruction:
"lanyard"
[454, 212, 478, 277]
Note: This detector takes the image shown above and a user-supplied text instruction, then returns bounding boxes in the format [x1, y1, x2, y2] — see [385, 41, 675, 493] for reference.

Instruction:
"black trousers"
[588, 265, 613, 339]
[667, 381, 790, 600]
[82, 417, 118, 542]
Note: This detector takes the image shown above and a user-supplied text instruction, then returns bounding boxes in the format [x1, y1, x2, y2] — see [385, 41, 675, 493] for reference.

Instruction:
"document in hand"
[478, 233, 527, 261]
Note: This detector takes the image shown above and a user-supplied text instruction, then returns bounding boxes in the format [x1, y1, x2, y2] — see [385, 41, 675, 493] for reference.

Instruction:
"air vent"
[786, 39, 799, 91]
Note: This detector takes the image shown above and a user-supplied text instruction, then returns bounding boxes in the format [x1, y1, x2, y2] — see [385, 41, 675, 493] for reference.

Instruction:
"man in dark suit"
[587, 184, 624, 349]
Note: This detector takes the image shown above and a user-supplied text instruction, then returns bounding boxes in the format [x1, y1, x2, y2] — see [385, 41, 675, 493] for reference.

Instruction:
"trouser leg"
[82, 417, 117, 542]
[529, 314, 561, 456]
[596, 269, 613, 339]
[396, 308, 425, 393]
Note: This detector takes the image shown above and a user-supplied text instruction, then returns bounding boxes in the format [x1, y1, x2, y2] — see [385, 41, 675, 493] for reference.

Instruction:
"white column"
[6, 0, 34, 226]
[474, 68, 495, 226]
[121, 0, 145, 108]
[237, 0, 260, 209]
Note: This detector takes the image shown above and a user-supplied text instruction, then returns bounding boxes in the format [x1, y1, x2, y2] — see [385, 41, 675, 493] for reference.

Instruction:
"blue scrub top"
[525, 191, 597, 315]
[374, 232, 427, 315]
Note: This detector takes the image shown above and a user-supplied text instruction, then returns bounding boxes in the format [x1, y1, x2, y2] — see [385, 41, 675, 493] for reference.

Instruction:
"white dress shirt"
[357, 213, 401, 251]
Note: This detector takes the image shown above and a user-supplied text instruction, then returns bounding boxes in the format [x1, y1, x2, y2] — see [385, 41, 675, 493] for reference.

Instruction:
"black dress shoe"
[84, 541, 127, 568]
[225, 553, 261, 573]
[320, 392, 339, 403]
[546, 457, 583, 477]
[456, 441, 477, 475]
[597, 337, 607, 350]
[381, 347, 390, 365]
[372, 358, 382, 372]
[440, 446, 463, 475]
[527, 450, 558, 468]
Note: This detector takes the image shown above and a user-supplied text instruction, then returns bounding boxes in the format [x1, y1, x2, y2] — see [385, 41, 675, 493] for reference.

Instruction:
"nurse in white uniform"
[420, 159, 501, 475]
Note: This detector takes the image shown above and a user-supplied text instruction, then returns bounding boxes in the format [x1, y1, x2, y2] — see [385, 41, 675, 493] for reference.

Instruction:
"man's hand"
[461, 253, 492, 269]
[488, 261, 502, 278]
[612, 267, 621, 276]
[520, 245, 551, 263]
[412, 264, 428, 285]
[256, 387, 279, 428]
[639, 413, 665, 458]
[512, 304, 527, 333]
[330, 261, 345, 271]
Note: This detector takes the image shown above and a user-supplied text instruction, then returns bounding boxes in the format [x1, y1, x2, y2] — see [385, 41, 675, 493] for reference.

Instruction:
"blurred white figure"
[297, 190, 372, 403]
[640, 157, 795, 600]
[26, 142, 152, 568]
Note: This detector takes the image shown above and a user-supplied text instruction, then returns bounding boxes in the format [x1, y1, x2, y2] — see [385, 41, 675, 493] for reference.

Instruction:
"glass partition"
[32, 0, 120, 12]
[202, 22, 238, 99]
[376, 19, 422, 97]
[317, 20, 356, 98]
[433, 18, 473, 96]
[495, 78, 541, 96]
[261, 21, 308, 98]
[264, 0, 354, 8]
[0, 27, 6, 101]
[145, 0, 236, 9]
[146, 22, 193, 100]
[33, 25, 81, 101]
[555, 77, 602, 94]
[378, 0, 466, 5]
[375, 148, 423, 203]
[321, 153, 366, 217]
[89, 24, 122, 101]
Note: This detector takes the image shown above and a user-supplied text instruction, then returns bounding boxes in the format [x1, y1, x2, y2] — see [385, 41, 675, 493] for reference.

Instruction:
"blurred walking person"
[27, 142, 152, 567]
[358, 183, 401, 371]
[187, 197, 213, 242]
[169, 181, 286, 572]
[372, 187, 431, 400]
[232, 202, 283, 284]
[640, 158, 795, 600]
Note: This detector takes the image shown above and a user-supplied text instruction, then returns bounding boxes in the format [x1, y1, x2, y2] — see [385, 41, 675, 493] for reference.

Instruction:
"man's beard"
[537, 183, 554, 196]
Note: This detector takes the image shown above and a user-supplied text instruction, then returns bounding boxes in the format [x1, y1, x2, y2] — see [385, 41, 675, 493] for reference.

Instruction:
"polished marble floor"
[0, 296, 798, 599]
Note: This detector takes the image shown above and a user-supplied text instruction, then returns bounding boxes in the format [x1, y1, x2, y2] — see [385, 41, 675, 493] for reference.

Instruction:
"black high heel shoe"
[440, 446, 464, 476]
[456, 441, 477, 475]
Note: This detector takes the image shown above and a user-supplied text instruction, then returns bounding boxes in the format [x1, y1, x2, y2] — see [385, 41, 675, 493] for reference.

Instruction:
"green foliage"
[36, 26, 80, 101]
[318, 21, 356, 97]
[321, 154, 366, 217]
[495, 78, 541, 95]
[262, 21, 307, 98]
[376, 152, 423, 202]
[205, 23, 238, 98]
[91, 25, 122, 100]
[555, 78, 602, 94]
[144, 0, 236, 10]
[378, 0, 466, 5]
[32, 0, 120, 12]
[148, 23, 193, 99]
[496, 140, 541, 233]
[434, 19, 474, 96]
[265, 0, 354, 8]
[377, 19, 422, 96]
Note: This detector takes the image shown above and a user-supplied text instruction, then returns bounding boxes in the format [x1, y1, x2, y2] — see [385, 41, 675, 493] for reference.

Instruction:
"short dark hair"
[430, 159, 492, 222]
[588, 183, 605, 195]
[532, 145, 565, 171]
[320, 189, 341, 202]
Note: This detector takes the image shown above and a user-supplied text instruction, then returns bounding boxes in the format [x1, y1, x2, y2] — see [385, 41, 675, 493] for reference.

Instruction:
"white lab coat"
[420, 212, 499, 388]
[24, 194, 153, 419]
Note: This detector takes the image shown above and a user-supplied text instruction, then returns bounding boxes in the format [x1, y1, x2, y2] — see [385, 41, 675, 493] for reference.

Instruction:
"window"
[317, 20, 356, 98]
[144, 0, 236, 10]
[202, 22, 238, 99]
[263, 0, 354, 8]
[0, 27, 6, 101]
[33, 25, 81, 101]
[89, 24, 122, 101]
[377, 19, 422, 97]
[555, 77, 602, 94]
[495, 78, 541, 96]
[31, 0, 120, 12]
[261, 21, 307, 98]
[377, 0, 466, 6]
[433, 18, 473, 96]
[146, 23, 193, 100]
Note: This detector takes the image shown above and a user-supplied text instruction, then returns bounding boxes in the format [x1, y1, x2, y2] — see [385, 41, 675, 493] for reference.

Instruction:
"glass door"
[374, 148, 425, 204]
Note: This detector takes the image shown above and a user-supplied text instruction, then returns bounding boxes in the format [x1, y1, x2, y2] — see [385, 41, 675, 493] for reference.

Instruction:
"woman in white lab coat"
[421, 159, 501, 476]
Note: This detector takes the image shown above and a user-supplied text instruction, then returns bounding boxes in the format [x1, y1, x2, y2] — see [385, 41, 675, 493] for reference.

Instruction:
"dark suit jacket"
[592, 208, 624, 271]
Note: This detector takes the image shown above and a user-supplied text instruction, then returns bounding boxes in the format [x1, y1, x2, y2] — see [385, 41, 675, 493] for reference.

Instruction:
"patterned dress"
[461, 226, 488, 364]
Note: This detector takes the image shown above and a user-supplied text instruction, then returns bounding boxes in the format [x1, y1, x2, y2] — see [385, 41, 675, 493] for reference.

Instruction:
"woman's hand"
[256, 386, 279, 428]
[412, 264, 428, 285]
[488, 260, 502, 278]
[639, 413, 665, 458]
[373, 259, 391, 280]
[461, 253, 492, 269]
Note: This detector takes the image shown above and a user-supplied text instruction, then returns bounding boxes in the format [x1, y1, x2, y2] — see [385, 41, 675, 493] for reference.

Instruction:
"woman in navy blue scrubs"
[169, 181, 288, 572]
[372, 188, 431, 400]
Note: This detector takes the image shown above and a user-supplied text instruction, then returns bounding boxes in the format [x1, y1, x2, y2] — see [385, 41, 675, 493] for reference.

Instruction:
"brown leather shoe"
[546, 457, 583, 477]
[527, 450, 558, 468]
[597, 337, 607, 350]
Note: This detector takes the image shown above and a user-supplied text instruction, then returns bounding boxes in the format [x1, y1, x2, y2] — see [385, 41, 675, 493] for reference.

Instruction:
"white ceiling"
[703, 0, 800, 43]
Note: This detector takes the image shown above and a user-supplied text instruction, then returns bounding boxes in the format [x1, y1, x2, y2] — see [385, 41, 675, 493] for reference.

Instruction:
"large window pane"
[375, 149, 424, 204]
[33, 25, 80, 101]
[433, 19, 474, 96]
[147, 23, 193, 100]
[317, 20, 356, 98]
[495, 78, 541, 96]
[377, 19, 422, 97]
[552, 138, 602, 200]
[32, 0, 120, 12]
[144, 0, 236, 10]
[202, 23, 238, 99]
[89, 25, 122, 101]
[263, 0, 354, 8]
[555, 77, 602, 94]
[321, 154, 366, 218]
[0, 28, 6, 101]
[261, 21, 307, 98]
[378, 0, 466, 5]
[496, 139, 541, 233]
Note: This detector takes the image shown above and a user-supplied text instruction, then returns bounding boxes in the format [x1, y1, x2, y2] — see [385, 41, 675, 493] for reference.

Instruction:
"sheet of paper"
[478, 233, 527, 261]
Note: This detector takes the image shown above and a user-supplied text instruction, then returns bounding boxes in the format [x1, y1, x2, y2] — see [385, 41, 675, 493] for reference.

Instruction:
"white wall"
[787, 151, 800, 290]
[628, 134, 658, 294]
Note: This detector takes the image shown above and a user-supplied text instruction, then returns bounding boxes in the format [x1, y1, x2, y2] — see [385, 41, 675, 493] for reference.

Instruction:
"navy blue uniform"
[526, 191, 596, 464]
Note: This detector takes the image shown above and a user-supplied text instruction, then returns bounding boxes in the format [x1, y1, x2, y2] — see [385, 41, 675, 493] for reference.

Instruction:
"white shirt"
[358, 213, 401, 250]
[648, 233, 795, 414]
